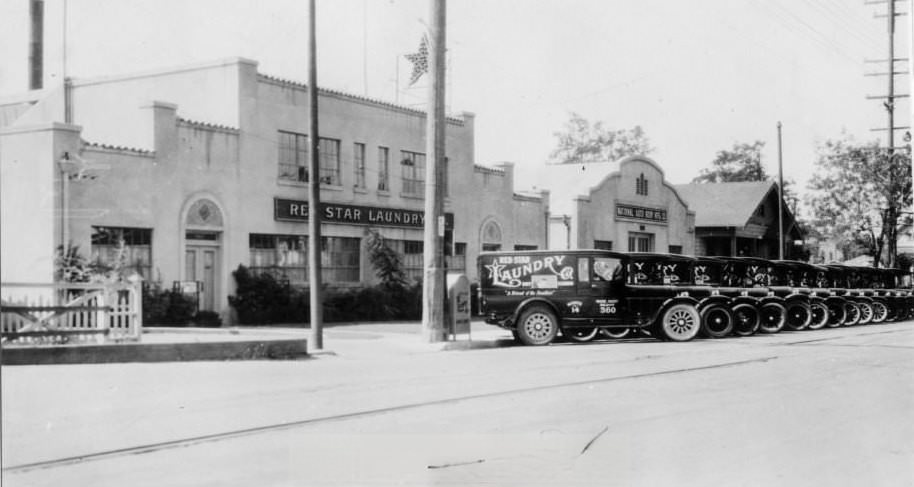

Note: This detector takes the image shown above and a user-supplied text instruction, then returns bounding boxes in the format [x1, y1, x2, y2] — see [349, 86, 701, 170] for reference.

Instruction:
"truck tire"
[807, 301, 829, 330]
[565, 327, 599, 343]
[871, 300, 888, 323]
[784, 302, 812, 331]
[827, 301, 846, 327]
[515, 305, 559, 346]
[700, 303, 733, 338]
[857, 302, 873, 325]
[658, 303, 701, 342]
[599, 327, 631, 339]
[843, 302, 861, 326]
[732, 303, 760, 337]
[758, 302, 787, 333]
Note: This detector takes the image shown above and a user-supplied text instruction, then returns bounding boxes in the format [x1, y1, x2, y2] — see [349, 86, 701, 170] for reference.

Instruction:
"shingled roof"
[673, 181, 775, 227]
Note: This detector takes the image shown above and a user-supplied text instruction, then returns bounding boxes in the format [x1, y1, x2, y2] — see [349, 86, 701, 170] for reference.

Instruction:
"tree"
[365, 229, 408, 290]
[548, 112, 654, 164]
[692, 140, 799, 214]
[693, 141, 768, 183]
[805, 136, 912, 267]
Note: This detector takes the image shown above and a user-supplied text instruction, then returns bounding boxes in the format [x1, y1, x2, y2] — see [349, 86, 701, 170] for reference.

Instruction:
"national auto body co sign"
[274, 198, 453, 229]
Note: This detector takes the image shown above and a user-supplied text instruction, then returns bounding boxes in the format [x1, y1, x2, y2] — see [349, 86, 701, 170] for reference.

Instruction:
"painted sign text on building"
[615, 204, 667, 223]
[275, 198, 453, 229]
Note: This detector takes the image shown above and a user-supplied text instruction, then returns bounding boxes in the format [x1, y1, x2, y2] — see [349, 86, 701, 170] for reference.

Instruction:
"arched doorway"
[183, 198, 224, 312]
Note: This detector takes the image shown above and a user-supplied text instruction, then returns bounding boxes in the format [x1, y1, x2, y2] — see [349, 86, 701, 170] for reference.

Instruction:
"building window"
[319, 138, 341, 186]
[594, 240, 613, 250]
[249, 234, 308, 283]
[669, 245, 683, 254]
[90, 226, 152, 278]
[636, 173, 648, 196]
[322, 236, 361, 282]
[482, 220, 502, 252]
[446, 242, 467, 271]
[389, 239, 424, 282]
[248, 234, 360, 283]
[628, 232, 654, 252]
[378, 146, 390, 191]
[514, 244, 538, 250]
[278, 130, 308, 182]
[353, 142, 366, 189]
[400, 150, 426, 196]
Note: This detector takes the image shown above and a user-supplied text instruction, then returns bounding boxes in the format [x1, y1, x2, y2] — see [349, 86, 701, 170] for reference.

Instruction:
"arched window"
[481, 220, 502, 252]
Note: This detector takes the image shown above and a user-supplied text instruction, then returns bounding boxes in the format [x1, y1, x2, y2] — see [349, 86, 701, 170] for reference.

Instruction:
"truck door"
[573, 256, 625, 324]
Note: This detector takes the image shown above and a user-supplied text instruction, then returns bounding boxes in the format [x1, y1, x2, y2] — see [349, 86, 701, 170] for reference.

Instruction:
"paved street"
[2, 321, 913, 486]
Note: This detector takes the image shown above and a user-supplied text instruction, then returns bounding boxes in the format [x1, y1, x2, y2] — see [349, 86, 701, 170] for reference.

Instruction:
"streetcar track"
[3, 355, 777, 474]
[785, 327, 913, 345]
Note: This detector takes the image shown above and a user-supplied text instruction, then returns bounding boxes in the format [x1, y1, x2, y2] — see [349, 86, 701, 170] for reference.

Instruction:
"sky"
[1, 0, 911, 215]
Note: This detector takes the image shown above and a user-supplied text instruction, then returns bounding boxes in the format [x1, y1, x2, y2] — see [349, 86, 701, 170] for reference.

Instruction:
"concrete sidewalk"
[0, 320, 516, 365]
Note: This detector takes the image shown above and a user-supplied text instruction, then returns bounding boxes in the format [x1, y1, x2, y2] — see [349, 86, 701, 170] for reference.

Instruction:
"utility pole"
[421, 0, 447, 343]
[866, 0, 910, 269]
[777, 121, 784, 261]
[307, 0, 324, 350]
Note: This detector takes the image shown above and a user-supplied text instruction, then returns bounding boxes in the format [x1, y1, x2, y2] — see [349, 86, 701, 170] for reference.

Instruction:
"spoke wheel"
[565, 327, 599, 343]
[871, 301, 888, 323]
[700, 304, 733, 338]
[515, 305, 558, 346]
[784, 302, 812, 331]
[758, 302, 787, 333]
[807, 302, 829, 330]
[732, 304, 760, 337]
[599, 327, 631, 339]
[857, 302, 873, 325]
[658, 303, 701, 342]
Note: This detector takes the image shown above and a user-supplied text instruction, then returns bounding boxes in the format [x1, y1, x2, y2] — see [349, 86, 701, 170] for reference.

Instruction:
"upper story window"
[353, 142, 366, 189]
[318, 138, 341, 186]
[378, 146, 390, 192]
[636, 173, 649, 196]
[278, 130, 308, 183]
[400, 150, 426, 196]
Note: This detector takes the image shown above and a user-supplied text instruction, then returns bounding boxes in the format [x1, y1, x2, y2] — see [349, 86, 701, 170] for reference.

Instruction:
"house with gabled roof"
[673, 180, 803, 259]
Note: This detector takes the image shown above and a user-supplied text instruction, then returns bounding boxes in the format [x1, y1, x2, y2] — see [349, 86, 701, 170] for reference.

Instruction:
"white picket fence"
[0, 282, 143, 345]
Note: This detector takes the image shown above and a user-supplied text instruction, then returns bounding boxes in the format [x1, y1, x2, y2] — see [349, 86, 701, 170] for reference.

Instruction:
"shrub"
[142, 282, 197, 326]
[228, 264, 423, 324]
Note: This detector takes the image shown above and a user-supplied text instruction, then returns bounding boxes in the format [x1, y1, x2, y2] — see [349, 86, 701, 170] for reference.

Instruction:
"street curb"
[0, 338, 309, 365]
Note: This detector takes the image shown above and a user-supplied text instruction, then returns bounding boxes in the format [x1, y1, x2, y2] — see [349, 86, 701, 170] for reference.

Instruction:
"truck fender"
[730, 295, 759, 307]
[758, 295, 786, 307]
[698, 295, 730, 310]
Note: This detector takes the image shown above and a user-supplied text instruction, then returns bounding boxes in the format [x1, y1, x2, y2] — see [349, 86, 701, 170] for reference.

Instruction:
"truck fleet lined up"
[478, 250, 913, 346]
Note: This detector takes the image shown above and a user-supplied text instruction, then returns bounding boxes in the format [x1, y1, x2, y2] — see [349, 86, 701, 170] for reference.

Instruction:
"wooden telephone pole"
[421, 0, 447, 343]
[866, 0, 910, 269]
[307, 0, 324, 349]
